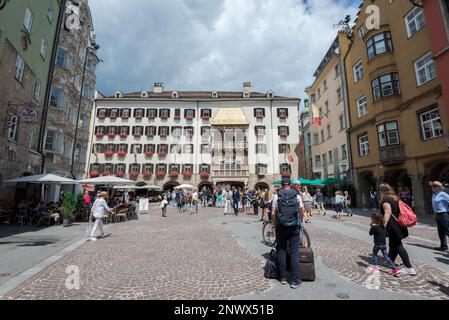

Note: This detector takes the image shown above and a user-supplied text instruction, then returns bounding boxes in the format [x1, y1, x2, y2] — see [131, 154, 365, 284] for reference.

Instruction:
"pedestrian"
[83, 190, 91, 208]
[233, 187, 242, 216]
[430, 181, 449, 252]
[272, 177, 304, 289]
[253, 194, 259, 217]
[217, 190, 223, 209]
[335, 191, 345, 221]
[160, 196, 169, 217]
[315, 189, 325, 216]
[224, 188, 232, 215]
[89, 191, 111, 241]
[302, 187, 313, 223]
[191, 189, 200, 214]
[443, 182, 449, 195]
[260, 189, 270, 221]
[370, 188, 378, 210]
[368, 212, 399, 276]
[343, 191, 353, 217]
[379, 183, 416, 276]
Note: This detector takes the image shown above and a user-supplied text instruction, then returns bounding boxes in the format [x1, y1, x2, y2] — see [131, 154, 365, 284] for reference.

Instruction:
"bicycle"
[262, 220, 310, 248]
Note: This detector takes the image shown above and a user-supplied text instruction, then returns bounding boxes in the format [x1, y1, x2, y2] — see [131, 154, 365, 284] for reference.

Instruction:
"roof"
[210, 108, 250, 126]
[99, 91, 299, 101]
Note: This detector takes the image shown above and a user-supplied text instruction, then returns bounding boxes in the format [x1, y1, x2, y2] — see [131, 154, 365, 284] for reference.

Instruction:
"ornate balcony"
[379, 145, 406, 165]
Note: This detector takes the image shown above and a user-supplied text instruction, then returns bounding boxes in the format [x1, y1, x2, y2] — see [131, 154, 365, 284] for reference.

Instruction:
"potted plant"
[59, 192, 77, 227]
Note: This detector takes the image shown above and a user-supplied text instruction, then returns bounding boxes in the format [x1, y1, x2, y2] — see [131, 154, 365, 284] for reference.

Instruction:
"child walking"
[369, 213, 399, 276]
[160, 196, 169, 217]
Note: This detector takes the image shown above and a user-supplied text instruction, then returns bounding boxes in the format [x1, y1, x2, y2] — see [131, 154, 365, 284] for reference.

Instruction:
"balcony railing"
[211, 142, 248, 149]
[212, 170, 249, 177]
[379, 145, 406, 165]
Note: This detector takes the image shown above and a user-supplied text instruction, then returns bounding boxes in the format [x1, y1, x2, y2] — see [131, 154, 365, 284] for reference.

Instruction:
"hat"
[430, 181, 444, 188]
[293, 179, 301, 185]
[281, 178, 291, 186]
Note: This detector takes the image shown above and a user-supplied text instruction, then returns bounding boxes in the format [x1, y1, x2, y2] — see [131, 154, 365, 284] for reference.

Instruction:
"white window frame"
[419, 108, 444, 140]
[40, 38, 47, 59]
[47, 7, 54, 23]
[353, 60, 363, 82]
[15, 55, 25, 83]
[33, 80, 41, 101]
[7, 116, 18, 142]
[358, 134, 370, 156]
[357, 95, 368, 118]
[405, 7, 425, 38]
[24, 7, 33, 32]
[414, 52, 436, 86]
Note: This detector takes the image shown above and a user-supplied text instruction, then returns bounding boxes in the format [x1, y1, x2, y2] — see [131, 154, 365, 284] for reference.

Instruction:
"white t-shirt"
[272, 192, 304, 210]
[192, 192, 199, 200]
[92, 198, 110, 218]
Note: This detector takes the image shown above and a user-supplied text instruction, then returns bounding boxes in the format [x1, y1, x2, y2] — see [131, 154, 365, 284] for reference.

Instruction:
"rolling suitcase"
[299, 246, 316, 281]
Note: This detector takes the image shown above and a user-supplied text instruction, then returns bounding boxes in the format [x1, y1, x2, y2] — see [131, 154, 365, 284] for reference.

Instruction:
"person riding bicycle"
[272, 178, 305, 289]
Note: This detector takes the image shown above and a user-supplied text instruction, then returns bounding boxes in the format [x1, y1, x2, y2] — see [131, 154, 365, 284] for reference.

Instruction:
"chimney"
[243, 82, 252, 93]
[154, 82, 164, 94]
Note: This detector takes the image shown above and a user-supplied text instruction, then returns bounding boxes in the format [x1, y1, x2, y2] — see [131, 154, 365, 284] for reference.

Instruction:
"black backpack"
[264, 250, 279, 279]
[277, 189, 300, 227]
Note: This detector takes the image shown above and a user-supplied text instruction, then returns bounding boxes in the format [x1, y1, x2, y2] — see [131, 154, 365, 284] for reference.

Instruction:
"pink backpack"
[393, 201, 417, 228]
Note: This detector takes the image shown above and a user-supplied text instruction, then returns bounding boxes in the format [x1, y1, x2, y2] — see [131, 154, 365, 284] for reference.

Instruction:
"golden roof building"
[339, 0, 449, 215]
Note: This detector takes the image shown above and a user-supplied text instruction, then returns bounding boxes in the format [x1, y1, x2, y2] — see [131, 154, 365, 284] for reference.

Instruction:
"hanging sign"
[20, 107, 38, 122]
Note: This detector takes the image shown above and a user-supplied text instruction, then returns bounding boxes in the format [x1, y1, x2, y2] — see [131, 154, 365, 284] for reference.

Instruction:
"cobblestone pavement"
[2, 208, 271, 300]
[2, 206, 449, 300]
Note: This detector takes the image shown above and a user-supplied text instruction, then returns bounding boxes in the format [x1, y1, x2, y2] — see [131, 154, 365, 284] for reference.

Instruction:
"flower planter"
[143, 172, 152, 178]
[119, 134, 128, 138]
[200, 172, 210, 178]
[183, 172, 192, 178]
[186, 116, 193, 121]
[282, 172, 292, 178]
[129, 172, 138, 178]
[158, 152, 167, 157]
[169, 172, 179, 178]
[117, 152, 127, 157]
[144, 152, 154, 157]
[280, 134, 288, 137]
[133, 134, 142, 138]
[107, 134, 116, 138]
[63, 218, 71, 227]
[98, 116, 106, 120]
[90, 171, 100, 178]
[174, 116, 181, 120]
[202, 116, 210, 121]
[109, 116, 117, 119]
[95, 133, 104, 138]
[104, 152, 114, 157]
[156, 172, 166, 178]
[102, 172, 110, 176]
[115, 172, 125, 177]
[135, 116, 143, 120]
[121, 116, 129, 119]
[256, 116, 264, 120]
[279, 116, 287, 120]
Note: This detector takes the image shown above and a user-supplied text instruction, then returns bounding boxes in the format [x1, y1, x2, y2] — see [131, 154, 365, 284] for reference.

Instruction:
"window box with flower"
[143, 172, 152, 178]
[130, 172, 138, 178]
[156, 172, 166, 178]
[144, 152, 154, 157]
[104, 151, 114, 157]
[200, 172, 210, 178]
[183, 172, 192, 178]
[115, 171, 125, 177]
[90, 171, 100, 178]
[117, 151, 127, 157]
[158, 151, 167, 157]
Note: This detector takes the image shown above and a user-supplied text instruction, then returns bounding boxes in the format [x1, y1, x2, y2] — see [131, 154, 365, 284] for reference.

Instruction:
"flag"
[311, 103, 321, 126]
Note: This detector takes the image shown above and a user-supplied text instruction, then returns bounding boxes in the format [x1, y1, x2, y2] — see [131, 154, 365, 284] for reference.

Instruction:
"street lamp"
[70, 42, 100, 193]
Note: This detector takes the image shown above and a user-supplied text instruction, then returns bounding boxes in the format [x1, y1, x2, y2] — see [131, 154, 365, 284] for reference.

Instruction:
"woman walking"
[379, 183, 416, 276]
[335, 191, 345, 221]
[89, 192, 112, 241]
[260, 189, 270, 221]
[302, 187, 313, 223]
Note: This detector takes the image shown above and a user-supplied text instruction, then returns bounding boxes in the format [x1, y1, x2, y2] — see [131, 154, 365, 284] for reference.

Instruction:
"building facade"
[306, 38, 350, 180]
[88, 83, 300, 191]
[422, 0, 449, 125]
[44, 0, 100, 200]
[299, 100, 313, 180]
[0, 0, 61, 205]
[339, 0, 449, 215]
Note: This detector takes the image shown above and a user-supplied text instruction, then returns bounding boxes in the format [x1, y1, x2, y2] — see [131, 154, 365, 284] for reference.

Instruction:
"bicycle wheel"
[262, 221, 276, 247]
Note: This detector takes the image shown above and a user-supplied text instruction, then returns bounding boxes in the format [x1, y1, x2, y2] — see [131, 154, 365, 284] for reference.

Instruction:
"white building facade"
[87, 83, 300, 191]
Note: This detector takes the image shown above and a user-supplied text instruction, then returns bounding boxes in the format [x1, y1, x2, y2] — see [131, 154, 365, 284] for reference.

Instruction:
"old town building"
[88, 82, 300, 191]
[306, 38, 351, 181]
[339, 0, 449, 215]
[0, 0, 62, 205]
[44, 0, 100, 200]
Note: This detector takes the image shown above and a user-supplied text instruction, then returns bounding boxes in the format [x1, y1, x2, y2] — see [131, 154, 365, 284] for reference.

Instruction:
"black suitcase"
[299, 247, 316, 281]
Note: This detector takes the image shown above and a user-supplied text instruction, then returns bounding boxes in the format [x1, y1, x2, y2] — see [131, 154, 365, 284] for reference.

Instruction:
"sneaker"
[391, 268, 399, 276]
[290, 283, 301, 289]
[397, 268, 416, 276]
[89, 237, 97, 241]
[434, 247, 449, 252]
[280, 279, 288, 285]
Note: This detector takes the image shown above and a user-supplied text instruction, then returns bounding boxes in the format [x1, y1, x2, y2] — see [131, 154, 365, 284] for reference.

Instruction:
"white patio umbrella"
[4, 173, 79, 184]
[174, 184, 195, 190]
[112, 185, 138, 190]
[137, 185, 161, 190]
[78, 176, 134, 185]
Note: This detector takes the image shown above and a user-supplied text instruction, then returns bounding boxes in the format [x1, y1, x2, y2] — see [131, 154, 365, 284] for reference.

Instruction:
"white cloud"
[90, 0, 358, 99]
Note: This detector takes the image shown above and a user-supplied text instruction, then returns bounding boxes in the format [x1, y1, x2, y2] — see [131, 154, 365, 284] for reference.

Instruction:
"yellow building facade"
[339, 0, 449, 215]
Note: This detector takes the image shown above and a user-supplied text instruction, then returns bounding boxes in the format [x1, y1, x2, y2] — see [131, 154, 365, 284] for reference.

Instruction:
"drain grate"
[0, 273, 11, 278]
[336, 293, 350, 300]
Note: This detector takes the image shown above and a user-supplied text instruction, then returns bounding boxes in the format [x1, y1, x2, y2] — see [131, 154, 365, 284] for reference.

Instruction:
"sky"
[89, 0, 360, 103]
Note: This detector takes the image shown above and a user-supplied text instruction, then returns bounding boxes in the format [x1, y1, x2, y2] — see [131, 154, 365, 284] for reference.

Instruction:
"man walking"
[224, 188, 233, 215]
[232, 187, 241, 216]
[272, 178, 304, 289]
[315, 189, 325, 216]
[343, 191, 353, 217]
[431, 181, 449, 252]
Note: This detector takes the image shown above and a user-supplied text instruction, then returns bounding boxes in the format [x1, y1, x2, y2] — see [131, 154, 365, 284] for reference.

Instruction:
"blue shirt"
[432, 191, 449, 213]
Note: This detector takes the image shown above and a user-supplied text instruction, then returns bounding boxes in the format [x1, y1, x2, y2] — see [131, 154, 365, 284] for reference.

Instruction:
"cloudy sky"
[90, 0, 359, 102]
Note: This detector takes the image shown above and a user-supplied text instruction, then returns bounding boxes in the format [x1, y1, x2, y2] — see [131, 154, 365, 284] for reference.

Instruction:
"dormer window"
[172, 91, 179, 99]
[266, 91, 274, 98]
[141, 91, 148, 98]
[115, 91, 123, 98]
[212, 91, 218, 98]
[243, 91, 250, 98]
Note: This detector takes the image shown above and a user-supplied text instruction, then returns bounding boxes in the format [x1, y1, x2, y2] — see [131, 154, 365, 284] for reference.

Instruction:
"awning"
[210, 108, 250, 126]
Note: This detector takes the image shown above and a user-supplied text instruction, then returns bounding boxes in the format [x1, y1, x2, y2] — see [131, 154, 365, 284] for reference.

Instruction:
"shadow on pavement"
[435, 257, 449, 265]
[0, 225, 49, 238]
[428, 281, 449, 297]
[407, 243, 437, 251]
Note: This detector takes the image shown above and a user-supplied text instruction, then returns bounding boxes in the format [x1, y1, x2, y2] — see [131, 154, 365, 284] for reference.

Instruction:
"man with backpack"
[272, 178, 304, 289]
[232, 187, 242, 216]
